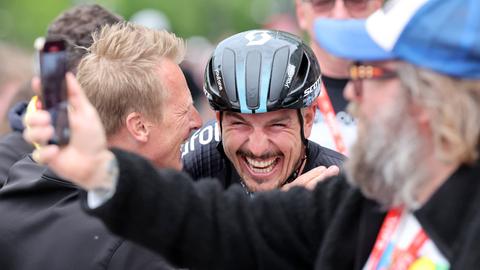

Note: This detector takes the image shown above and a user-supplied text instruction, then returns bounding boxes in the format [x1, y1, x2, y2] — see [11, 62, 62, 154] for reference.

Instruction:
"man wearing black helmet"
[182, 30, 345, 194]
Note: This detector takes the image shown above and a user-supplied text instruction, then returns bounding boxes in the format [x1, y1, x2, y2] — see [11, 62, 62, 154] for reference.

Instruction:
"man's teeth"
[252, 167, 273, 173]
[245, 157, 276, 173]
[245, 157, 276, 168]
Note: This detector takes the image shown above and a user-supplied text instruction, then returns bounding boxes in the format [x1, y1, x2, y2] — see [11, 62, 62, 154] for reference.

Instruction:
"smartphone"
[39, 39, 70, 145]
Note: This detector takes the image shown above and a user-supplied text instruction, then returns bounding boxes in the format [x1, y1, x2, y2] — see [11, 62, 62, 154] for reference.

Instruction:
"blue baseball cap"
[314, 0, 480, 79]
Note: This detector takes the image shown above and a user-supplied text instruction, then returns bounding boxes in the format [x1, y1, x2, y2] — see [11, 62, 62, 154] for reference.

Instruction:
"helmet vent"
[222, 49, 238, 103]
[269, 46, 290, 102]
[292, 52, 310, 90]
[245, 51, 261, 109]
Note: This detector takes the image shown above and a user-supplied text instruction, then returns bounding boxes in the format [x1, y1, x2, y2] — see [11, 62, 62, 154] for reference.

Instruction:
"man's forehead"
[224, 110, 296, 121]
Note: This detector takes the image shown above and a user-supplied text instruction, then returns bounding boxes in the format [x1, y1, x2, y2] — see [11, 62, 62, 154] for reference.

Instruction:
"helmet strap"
[296, 109, 309, 148]
[283, 109, 309, 185]
[218, 111, 224, 134]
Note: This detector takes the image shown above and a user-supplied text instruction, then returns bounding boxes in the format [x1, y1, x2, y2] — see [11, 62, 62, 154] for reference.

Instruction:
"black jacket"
[0, 102, 33, 186]
[182, 120, 346, 190]
[87, 149, 480, 269]
[0, 155, 175, 270]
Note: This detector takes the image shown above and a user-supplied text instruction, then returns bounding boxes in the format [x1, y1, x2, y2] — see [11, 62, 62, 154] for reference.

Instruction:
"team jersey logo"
[181, 122, 221, 157]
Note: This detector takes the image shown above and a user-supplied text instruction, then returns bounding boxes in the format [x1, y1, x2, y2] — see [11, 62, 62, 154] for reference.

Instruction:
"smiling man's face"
[146, 59, 202, 170]
[221, 108, 314, 191]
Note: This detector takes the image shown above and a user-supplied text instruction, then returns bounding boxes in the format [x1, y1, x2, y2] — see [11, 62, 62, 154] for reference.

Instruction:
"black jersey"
[182, 120, 346, 191]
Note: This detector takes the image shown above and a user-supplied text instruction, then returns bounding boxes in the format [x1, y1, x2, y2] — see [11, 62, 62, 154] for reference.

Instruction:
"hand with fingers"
[281, 165, 340, 191]
[23, 73, 115, 191]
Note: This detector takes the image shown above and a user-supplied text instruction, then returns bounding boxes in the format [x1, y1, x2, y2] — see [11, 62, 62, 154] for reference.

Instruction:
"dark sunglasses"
[304, 0, 374, 16]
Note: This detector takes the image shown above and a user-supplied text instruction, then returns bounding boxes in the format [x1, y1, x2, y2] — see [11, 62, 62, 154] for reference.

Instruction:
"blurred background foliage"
[0, 0, 297, 51]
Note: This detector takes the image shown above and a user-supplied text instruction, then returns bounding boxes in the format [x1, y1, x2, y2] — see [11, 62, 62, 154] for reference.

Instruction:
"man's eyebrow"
[266, 115, 292, 125]
[224, 112, 246, 122]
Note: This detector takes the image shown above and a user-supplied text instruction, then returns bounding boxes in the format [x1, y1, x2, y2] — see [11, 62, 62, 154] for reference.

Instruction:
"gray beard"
[345, 102, 428, 210]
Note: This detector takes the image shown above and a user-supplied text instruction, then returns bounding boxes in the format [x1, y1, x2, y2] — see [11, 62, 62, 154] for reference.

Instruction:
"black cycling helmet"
[204, 29, 322, 114]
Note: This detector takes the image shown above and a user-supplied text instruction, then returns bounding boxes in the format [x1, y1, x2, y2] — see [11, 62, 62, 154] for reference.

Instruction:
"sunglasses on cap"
[349, 62, 398, 97]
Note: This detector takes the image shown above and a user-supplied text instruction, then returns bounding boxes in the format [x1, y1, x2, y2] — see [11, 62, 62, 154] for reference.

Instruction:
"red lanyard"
[316, 84, 348, 155]
[368, 208, 403, 270]
[390, 230, 428, 270]
[367, 208, 428, 270]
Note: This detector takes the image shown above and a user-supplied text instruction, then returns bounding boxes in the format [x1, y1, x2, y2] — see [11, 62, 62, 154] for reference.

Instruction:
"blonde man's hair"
[77, 22, 186, 136]
[399, 64, 480, 165]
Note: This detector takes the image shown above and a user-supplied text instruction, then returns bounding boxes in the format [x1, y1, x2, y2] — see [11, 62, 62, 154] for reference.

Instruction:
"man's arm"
[107, 240, 177, 270]
[84, 148, 349, 269]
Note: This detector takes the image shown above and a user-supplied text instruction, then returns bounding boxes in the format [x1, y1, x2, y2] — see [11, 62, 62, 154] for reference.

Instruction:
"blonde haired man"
[78, 22, 202, 170]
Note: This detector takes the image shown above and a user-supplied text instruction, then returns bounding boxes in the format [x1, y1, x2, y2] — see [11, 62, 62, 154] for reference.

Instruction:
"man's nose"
[329, 0, 351, 19]
[344, 81, 360, 102]
[247, 128, 270, 157]
[190, 107, 203, 131]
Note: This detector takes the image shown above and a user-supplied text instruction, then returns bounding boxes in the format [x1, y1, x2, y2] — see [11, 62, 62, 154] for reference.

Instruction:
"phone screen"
[39, 39, 70, 145]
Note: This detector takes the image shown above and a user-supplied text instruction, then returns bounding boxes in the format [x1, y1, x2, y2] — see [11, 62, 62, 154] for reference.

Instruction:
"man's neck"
[107, 130, 137, 153]
[416, 157, 459, 207]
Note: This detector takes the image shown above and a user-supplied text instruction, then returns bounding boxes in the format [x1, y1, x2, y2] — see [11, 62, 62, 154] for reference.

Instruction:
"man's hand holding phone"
[24, 72, 115, 191]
